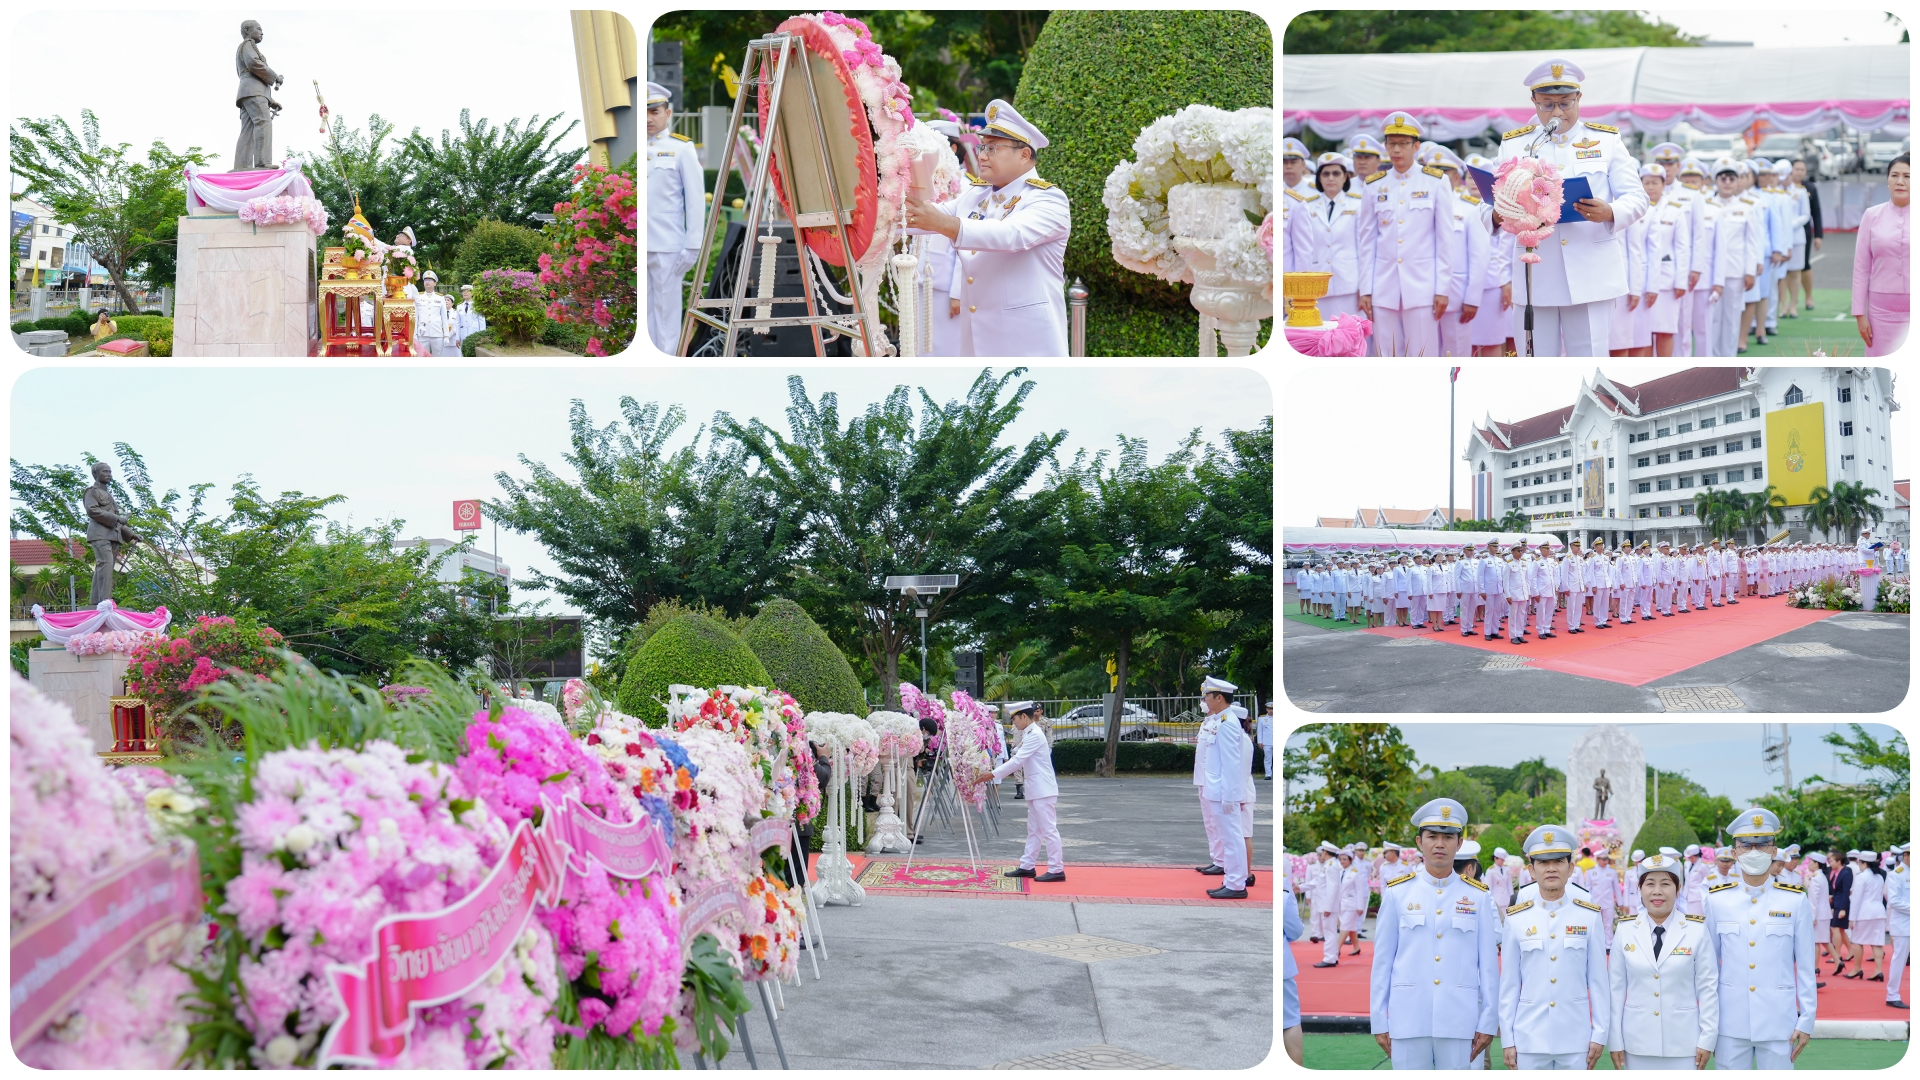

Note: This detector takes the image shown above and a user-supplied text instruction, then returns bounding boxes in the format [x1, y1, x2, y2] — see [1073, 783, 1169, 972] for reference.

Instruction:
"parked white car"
[1812, 140, 1846, 180]
[1685, 134, 1746, 162]
[1867, 139, 1905, 171]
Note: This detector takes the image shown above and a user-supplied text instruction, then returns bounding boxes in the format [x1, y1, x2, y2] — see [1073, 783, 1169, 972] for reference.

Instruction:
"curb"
[1296, 1015, 1912, 1040]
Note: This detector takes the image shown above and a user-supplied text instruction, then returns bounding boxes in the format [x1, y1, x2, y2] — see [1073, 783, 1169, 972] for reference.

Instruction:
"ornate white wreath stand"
[865, 751, 914, 853]
[1170, 181, 1272, 357]
[807, 746, 866, 906]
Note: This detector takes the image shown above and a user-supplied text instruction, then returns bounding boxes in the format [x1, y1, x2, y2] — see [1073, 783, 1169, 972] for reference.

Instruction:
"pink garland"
[1492, 156, 1564, 263]
[238, 195, 329, 235]
[64, 628, 165, 657]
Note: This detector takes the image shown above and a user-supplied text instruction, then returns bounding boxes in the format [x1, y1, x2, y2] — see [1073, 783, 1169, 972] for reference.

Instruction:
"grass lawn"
[1732, 288, 1868, 357]
[1302, 1034, 1907, 1070]
[1284, 611, 1372, 632]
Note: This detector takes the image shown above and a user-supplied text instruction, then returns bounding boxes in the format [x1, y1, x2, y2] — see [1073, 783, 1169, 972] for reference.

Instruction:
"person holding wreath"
[994, 702, 1064, 883]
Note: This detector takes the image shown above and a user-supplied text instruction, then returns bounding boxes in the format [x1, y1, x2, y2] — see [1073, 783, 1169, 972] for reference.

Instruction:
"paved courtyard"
[716, 894, 1274, 1069]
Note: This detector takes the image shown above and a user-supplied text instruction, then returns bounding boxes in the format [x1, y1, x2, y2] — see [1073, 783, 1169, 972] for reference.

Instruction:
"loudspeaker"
[953, 650, 984, 700]
[684, 221, 852, 356]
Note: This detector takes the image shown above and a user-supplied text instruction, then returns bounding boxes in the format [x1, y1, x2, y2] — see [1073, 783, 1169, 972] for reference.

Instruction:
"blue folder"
[1466, 165, 1595, 224]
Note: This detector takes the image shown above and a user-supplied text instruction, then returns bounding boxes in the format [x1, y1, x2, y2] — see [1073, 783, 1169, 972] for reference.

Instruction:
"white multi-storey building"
[1463, 367, 1899, 549]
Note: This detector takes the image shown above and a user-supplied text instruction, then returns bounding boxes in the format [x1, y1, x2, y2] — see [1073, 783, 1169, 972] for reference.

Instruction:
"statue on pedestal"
[234, 20, 284, 170]
[1593, 769, 1612, 820]
[83, 462, 140, 605]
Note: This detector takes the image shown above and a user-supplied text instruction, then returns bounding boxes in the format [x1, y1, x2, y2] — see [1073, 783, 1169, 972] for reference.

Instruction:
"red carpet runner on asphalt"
[808, 853, 1272, 905]
[1290, 939, 1912, 1021]
[1364, 594, 1839, 686]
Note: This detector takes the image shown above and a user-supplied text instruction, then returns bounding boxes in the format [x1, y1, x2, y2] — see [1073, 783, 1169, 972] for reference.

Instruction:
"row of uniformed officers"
[1354, 800, 1887, 1070]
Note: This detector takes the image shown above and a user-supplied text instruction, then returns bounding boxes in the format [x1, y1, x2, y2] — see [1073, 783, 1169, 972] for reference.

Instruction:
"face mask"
[1737, 850, 1775, 876]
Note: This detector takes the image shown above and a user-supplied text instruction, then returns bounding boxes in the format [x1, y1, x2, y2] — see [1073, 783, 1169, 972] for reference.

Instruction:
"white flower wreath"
[1102, 104, 1274, 286]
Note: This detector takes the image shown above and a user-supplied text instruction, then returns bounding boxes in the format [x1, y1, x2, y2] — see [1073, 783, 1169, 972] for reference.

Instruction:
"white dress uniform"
[941, 100, 1069, 357]
[1283, 184, 1324, 275]
[1479, 61, 1650, 356]
[922, 120, 968, 357]
[452, 294, 487, 347]
[1341, 862, 1370, 931]
[1370, 799, 1500, 1070]
[646, 82, 706, 355]
[1698, 175, 1765, 357]
[1609, 871, 1721, 1070]
[1360, 113, 1453, 356]
[1442, 181, 1490, 358]
[1313, 848, 1345, 964]
[1199, 703, 1255, 893]
[1703, 809, 1817, 1070]
[1886, 850, 1910, 1006]
[1639, 183, 1694, 343]
[1471, 228, 1516, 350]
[1616, 203, 1649, 351]
[412, 280, 456, 356]
[990, 712, 1062, 875]
[1500, 852, 1610, 1068]
[1303, 153, 1370, 325]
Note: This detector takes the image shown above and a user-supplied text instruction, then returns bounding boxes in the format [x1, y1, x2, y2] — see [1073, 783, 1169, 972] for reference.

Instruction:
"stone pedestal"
[173, 215, 316, 356]
[160, 285, 174, 318]
[77, 287, 91, 314]
[1857, 567, 1882, 611]
[30, 286, 47, 321]
[25, 648, 132, 753]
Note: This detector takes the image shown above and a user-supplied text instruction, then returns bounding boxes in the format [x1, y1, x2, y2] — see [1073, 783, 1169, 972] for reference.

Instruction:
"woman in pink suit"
[1853, 153, 1910, 356]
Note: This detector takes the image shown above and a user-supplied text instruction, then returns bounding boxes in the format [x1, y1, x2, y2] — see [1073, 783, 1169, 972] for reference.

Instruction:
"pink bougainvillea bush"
[124, 614, 286, 744]
[9, 673, 197, 1069]
[537, 163, 636, 356]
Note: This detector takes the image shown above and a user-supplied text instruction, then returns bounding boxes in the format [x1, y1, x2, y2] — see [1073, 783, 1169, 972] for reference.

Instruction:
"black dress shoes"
[1312, 959, 1338, 967]
[1889, 1001, 1910, 1009]
[1197, 864, 1226, 876]
[1208, 886, 1248, 899]
[1034, 870, 1066, 882]
[1004, 867, 1036, 878]
[1246, 872, 1257, 886]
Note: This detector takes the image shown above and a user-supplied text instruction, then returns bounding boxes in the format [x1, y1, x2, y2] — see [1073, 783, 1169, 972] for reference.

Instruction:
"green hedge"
[452, 219, 550, 288]
[743, 598, 867, 716]
[1051, 738, 1196, 774]
[1629, 805, 1700, 858]
[617, 612, 770, 725]
[1016, 10, 1274, 354]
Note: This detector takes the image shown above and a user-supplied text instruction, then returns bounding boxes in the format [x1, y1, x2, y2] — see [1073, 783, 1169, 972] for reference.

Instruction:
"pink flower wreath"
[1492, 156, 1565, 264]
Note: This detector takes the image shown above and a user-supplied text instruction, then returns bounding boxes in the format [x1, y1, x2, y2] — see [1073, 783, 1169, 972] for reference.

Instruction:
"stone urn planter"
[1169, 182, 1273, 356]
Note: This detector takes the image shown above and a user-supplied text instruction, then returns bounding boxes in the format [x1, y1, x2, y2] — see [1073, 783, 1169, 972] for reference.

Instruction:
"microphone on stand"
[1527, 117, 1563, 158]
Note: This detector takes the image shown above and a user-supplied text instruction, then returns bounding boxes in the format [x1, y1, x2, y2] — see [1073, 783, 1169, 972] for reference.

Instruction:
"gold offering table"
[317, 247, 416, 355]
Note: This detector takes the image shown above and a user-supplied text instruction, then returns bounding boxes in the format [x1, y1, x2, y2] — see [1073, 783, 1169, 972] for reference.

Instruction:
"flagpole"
[1449, 368, 1457, 528]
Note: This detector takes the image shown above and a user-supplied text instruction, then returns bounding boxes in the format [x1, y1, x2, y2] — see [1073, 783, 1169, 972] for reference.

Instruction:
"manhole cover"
[1770, 642, 1848, 657]
[1482, 655, 1533, 670]
[1003, 934, 1166, 964]
[1291, 700, 1329, 711]
[990, 1044, 1185, 1070]
[1657, 686, 1747, 711]
[1379, 637, 1430, 647]
[1827, 618, 1900, 631]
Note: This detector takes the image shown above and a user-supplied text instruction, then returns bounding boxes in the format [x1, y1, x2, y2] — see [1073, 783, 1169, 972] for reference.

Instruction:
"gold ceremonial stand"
[317, 247, 417, 356]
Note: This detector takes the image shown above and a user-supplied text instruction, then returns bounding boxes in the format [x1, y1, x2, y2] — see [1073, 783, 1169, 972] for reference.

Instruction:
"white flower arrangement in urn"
[1103, 104, 1273, 355]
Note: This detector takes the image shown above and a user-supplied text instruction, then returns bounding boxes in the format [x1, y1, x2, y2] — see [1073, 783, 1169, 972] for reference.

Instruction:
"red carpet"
[1365, 594, 1838, 686]
[1292, 939, 1911, 1019]
[809, 853, 1271, 906]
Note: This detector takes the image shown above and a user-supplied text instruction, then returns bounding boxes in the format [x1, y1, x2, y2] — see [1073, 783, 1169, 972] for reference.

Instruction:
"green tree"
[1814, 723, 1909, 796]
[1672, 792, 1738, 844]
[1513, 756, 1563, 798]
[1191, 417, 1274, 703]
[1805, 480, 1885, 543]
[1284, 10, 1702, 53]
[1404, 766, 1497, 828]
[716, 369, 1062, 709]
[301, 113, 420, 258]
[1756, 783, 1883, 854]
[982, 640, 1059, 703]
[9, 110, 212, 312]
[742, 597, 868, 715]
[1629, 805, 1700, 857]
[1447, 517, 1500, 532]
[396, 110, 584, 268]
[1497, 508, 1533, 533]
[1462, 764, 1519, 797]
[1739, 485, 1789, 544]
[1287, 724, 1419, 846]
[1017, 433, 1207, 776]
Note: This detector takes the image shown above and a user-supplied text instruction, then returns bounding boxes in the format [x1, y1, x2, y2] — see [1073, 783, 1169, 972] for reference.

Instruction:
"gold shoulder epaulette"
[972, 177, 993, 186]
[1709, 881, 1738, 893]
[1367, 171, 1388, 185]
[964, 172, 982, 184]
[1774, 881, 1806, 893]
[1507, 900, 1533, 916]
[1463, 876, 1488, 891]
[1386, 871, 1416, 888]
[1740, 197, 1756, 205]
[1503, 124, 1537, 141]
[1285, 188, 1306, 201]
[1460, 192, 1482, 205]
[1423, 165, 1446, 179]
[1616, 912, 1638, 922]
[670, 132, 693, 142]
[1304, 192, 1321, 202]
[1024, 177, 1057, 190]
[1685, 913, 1706, 922]
[1574, 898, 1601, 912]
[1584, 122, 1620, 135]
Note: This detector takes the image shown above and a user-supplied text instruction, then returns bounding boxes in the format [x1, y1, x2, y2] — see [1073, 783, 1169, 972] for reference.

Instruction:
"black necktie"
[1653, 924, 1665, 959]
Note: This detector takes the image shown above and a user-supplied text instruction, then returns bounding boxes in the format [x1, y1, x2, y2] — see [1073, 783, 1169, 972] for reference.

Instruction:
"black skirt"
[1830, 908, 1849, 930]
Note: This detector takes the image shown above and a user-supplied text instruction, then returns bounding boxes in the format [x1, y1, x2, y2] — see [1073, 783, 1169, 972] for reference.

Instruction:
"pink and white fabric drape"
[30, 601, 172, 645]
[1287, 101, 1911, 144]
[183, 158, 315, 214]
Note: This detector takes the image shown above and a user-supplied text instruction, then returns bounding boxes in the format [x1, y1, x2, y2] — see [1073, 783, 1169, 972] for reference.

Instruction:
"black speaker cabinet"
[684, 221, 853, 356]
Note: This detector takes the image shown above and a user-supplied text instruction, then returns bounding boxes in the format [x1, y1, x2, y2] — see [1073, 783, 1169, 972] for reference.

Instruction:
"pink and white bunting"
[29, 600, 172, 645]
[1286, 101, 1911, 144]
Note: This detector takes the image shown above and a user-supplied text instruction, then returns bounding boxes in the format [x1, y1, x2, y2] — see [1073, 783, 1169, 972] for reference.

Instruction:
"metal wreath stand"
[678, 31, 885, 357]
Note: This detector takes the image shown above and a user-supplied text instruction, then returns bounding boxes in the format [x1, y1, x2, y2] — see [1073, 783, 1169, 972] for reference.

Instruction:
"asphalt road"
[1281, 598, 1909, 714]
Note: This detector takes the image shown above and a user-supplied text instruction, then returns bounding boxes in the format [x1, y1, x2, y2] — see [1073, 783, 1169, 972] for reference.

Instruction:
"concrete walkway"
[717, 893, 1275, 1069]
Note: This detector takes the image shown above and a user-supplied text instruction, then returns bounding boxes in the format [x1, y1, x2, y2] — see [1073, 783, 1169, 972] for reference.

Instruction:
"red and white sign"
[452, 500, 483, 532]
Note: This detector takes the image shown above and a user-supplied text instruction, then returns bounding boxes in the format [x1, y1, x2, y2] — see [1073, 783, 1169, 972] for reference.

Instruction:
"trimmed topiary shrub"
[1015, 10, 1274, 355]
[617, 612, 770, 725]
[1630, 805, 1700, 859]
[452, 219, 549, 287]
[742, 598, 867, 717]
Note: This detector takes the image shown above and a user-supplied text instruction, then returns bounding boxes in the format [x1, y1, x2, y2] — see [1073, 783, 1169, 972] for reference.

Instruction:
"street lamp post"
[883, 574, 959, 693]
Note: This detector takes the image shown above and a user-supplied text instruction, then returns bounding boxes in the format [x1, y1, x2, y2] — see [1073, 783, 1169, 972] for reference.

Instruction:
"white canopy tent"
[1285, 44, 1910, 142]
[1283, 527, 1566, 555]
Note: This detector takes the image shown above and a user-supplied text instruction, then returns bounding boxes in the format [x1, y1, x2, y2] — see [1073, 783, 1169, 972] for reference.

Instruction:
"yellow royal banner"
[1765, 402, 1827, 506]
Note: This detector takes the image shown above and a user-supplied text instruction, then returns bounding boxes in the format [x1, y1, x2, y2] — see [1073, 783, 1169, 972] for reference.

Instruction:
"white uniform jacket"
[990, 722, 1057, 799]
[1360, 164, 1455, 309]
[1856, 869, 1888, 921]
[946, 167, 1070, 356]
[1479, 118, 1650, 306]
[647, 130, 706, 253]
[1341, 865, 1370, 913]
[1703, 878, 1818, 1039]
[1499, 894, 1610, 1055]
[1312, 855, 1344, 916]
[1608, 911, 1720, 1057]
[1643, 195, 1694, 294]
[1282, 186, 1325, 274]
[1369, 868, 1500, 1040]
[1888, 863, 1910, 937]
[1303, 187, 1370, 296]
[1702, 195, 1765, 283]
[1200, 719, 1255, 804]
[1805, 863, 1829, 923]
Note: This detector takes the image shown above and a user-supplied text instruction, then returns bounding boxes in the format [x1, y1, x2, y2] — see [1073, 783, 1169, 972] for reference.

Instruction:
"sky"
[1651, 9, 1908, 47]
[8, 365, 1273, 619]
[1283, 721, 1906, 804]
[8, 6, 587, 194]
[1281, 364, 1912, 526]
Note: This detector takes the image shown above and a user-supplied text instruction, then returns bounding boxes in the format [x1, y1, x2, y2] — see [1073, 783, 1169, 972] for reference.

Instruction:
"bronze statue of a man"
[1592, 768, 1612, 820]
[83, 462, 139, 606]
[234, 19, 284, 170]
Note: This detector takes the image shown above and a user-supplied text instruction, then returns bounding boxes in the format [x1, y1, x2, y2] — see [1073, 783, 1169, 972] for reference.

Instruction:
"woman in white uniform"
[1612, 172, 1651, 356]
[1636, 164, 1691, 357]
[1304, 151, 1370, 332]
[1846, 851, 1889, 981]
[1466, 154, 1515, 356]
[1608, 853, 1719, 1070]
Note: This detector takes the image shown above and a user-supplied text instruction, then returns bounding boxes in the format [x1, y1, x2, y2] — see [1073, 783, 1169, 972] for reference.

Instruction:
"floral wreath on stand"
[1102, 104, 1274, 289]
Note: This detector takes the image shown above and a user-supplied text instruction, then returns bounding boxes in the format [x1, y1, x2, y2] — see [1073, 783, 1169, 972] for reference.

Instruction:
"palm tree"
[1828, 480, 1885, 541]
[984, 641, 1058, 703]
[1805, 485, 1839, 541]
[1497, 508, 1531, 533]
[1742, 485, 1788, 545]
[1692, 488, 1740, 541]
[1514, 756, 1554, 798]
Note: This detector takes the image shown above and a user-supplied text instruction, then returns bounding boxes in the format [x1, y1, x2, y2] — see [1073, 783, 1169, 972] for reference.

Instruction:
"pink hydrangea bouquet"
[222, 739, 558, 1068]
[940, 689, 1001, 811]
[239, 195, 329, 235]
[1492, 156, 1564, 263]
[64, 627, 166, 657]
[866, 709, 924, 758]
[10, 674, 197, 1069]
[457, 707, 683, 1043]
